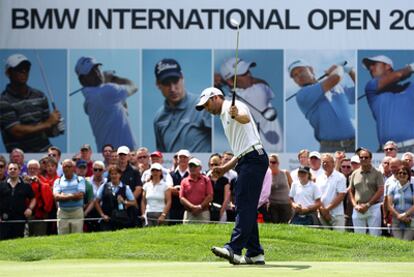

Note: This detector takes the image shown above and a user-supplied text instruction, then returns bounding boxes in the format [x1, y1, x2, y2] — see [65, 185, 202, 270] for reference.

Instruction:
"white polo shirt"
[315, 170, 347, 216]
[220, 100, 262, 157]
[289, 181, 321, 208]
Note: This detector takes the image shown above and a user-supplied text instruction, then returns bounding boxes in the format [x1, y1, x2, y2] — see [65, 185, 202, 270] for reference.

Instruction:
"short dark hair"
[102, 144, 114, 152]
[48, 146, 61, 157]
[108, 165, 122, 175]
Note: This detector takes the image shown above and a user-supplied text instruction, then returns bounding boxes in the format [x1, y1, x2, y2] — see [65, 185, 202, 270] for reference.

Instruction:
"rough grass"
[0, 224, 413, 262]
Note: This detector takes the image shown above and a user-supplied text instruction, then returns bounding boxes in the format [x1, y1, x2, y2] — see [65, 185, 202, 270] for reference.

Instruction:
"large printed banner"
[1, 0, 414, 162]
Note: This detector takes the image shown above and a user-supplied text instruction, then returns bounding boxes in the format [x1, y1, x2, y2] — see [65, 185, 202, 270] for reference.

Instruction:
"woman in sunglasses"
[387, 165, 414, 240]
[141, 163, 171, 226]
[207, 153, 231, 223]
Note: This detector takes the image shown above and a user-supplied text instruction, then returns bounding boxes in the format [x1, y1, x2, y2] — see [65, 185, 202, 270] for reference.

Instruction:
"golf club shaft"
[232, 26, 239, 107]
[70, 87, 83, 96]
[35, 50, 56, 110]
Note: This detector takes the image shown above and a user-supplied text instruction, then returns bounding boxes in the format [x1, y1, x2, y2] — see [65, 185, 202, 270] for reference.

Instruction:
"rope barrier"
[1, 217, 413, 231]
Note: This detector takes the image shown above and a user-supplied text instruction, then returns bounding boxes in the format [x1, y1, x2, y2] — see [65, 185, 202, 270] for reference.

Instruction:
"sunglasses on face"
[397, 171, 408, 176]
[137, 156, 148, 159]
[359, 156, 370, 160]
[93, 168, 103, 172]
[384, 148, 396, 152]
[341, 165, 351, 169]
[269, 161, 278, 164]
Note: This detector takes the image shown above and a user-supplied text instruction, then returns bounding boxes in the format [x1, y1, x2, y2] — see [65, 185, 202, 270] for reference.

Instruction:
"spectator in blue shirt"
[53, 159, 85, 235]
[387, 165, 414, 241]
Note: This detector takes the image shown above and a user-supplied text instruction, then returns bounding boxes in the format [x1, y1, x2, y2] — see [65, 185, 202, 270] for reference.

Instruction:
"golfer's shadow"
[222, 264, 311, 270]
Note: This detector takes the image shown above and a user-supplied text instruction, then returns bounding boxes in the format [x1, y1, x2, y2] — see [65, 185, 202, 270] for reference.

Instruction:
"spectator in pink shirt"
[180, 158, 213, 224]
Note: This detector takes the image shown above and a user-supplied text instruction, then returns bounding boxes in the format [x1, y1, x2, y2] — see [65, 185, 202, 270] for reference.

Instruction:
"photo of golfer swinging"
[214, 50, 284, 153]
[358, 50, 414, 152]
[285, 50, 356, 153]
[69, 50, 139, 152]
[0, 50, 67, 153]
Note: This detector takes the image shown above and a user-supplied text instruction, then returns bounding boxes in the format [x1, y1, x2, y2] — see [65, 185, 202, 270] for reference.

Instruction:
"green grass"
[0, 224, 413, 262]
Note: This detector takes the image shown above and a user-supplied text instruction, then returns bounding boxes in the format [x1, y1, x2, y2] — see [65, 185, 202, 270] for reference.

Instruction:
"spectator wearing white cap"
[362, 54, 414, 152]
[1, 54, 62, 152]
[75, 56, 138, 151]
[153, 58, 211, 152]
[215, 57, 283, 152]
[288, 58, 356, 152]
[179, 158, 213, 224]
[141, 151, 173, 187]
[350, 155, 361, 171]
[116, 145, 143, 226]
[141, 163, 172, 226]
[309, 151, 324, 181]
[169, 149, 191, 224]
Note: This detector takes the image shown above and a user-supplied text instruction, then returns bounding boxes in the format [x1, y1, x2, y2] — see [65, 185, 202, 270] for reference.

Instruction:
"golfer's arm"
[234, 113, 250, 124]
[321, 73, 341, 92]
[112, 76, 138, 96]
[9, 122, 53, 139]
[222, 157, 238, 173]
[377, 67, 412, 91]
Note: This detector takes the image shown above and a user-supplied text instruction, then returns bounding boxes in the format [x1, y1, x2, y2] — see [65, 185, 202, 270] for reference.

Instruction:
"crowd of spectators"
[1, 141, 413, 241]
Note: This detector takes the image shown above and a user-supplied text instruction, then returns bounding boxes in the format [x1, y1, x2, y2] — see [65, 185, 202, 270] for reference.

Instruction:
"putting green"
[0, 260, 413, 277]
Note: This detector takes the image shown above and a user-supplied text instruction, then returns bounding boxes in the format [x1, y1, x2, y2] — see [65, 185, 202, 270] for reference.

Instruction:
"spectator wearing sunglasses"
[386, 166, 414, 240]
[268, 153, 292, 224]
[339, 158, 355, 231]
[206, 153, 230, 222]
[153, 58, 211, 152]
[349, 148, 384, 236]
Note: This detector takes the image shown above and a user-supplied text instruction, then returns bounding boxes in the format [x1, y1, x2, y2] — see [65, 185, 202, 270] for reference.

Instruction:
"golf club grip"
[231, 91, 236, 119]
[317, 61, 348, 81]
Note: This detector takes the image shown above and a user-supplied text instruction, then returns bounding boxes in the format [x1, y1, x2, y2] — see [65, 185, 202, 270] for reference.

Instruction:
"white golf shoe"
[211, 246, 241, 265]
[240, 254, 265, 265]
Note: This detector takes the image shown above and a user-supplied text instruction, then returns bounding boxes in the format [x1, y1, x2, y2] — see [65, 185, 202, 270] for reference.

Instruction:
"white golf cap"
[351, 155, 360, 164]
[117, 146, 130, 155]
[287, 59, 311, 76]
[362, 55, 393, 70]
[5, 54, 31, 70]
[188, 158, 202, 167]
[75, 56, 102, 76]
[176, 149, 191, 157]
[195, 87, 224, 111]
[150, 163, 163, 171]
[309, 151, 321, 159]
[220, 57, 256, 80]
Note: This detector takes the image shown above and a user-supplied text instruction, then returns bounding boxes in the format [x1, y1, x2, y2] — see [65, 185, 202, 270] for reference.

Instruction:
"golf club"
[70, 70, 115, 96]
[35, 50, 57, 110]
[230, 18, 240, 118]
[285, 61, 348, 102]
[234, 94, 277, 121]
[35, 50, 65, 134]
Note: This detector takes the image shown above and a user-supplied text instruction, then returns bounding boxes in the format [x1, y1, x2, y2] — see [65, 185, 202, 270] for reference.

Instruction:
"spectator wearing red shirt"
[25, 160, 53, 236]
[180, 158, 213, 224]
